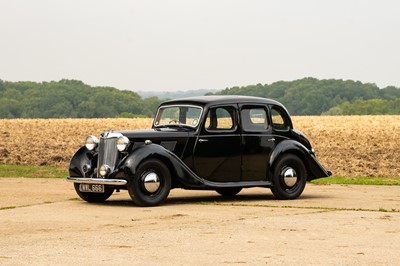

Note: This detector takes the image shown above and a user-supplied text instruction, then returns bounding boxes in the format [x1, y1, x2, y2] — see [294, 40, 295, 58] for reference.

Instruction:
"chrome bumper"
[66, 177, 127, 186]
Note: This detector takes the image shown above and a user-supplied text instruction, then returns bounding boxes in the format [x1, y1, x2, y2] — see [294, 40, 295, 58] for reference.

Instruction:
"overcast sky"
[0, 0, 399, 91]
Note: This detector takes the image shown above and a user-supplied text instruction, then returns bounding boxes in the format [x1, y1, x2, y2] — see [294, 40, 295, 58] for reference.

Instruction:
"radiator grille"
[97, 137, 118, 177]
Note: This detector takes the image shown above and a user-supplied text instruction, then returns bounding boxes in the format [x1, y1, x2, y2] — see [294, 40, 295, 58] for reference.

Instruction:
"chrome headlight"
[116, 136, 130, 152]
[85, 135, 99, 151]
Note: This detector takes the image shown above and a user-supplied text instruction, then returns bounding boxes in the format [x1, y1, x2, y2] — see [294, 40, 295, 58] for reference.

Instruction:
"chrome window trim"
[153, 104, 204, 128]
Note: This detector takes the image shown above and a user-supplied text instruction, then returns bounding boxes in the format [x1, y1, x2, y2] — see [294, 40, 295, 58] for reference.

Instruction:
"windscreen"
[154, 105, 203, 128]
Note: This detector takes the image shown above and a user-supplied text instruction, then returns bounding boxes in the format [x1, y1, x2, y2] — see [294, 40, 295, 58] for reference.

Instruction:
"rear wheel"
[73, 183, 114, 202]
[128, 159, 171, 207]
[270, 154, 307, 200]
[215, 187, 242, 197]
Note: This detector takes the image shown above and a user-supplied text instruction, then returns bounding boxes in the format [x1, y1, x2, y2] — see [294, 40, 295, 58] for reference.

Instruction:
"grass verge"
[0, 164, 67, 179]
[0, 164, 399, 185]
[311, 176, 400, 186]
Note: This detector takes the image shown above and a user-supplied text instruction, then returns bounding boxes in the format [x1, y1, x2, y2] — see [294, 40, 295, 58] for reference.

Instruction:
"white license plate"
[79, 184, 105, 193]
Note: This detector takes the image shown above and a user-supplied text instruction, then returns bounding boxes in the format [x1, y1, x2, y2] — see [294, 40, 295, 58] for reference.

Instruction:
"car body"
[67, 96, 331, 206]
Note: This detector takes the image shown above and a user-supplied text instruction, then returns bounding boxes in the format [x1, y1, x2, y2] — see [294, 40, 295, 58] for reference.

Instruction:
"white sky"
[0, 0, 399, 91]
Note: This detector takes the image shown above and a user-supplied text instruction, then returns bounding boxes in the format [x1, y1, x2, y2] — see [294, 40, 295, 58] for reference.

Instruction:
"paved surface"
[1, 178, 400, 265]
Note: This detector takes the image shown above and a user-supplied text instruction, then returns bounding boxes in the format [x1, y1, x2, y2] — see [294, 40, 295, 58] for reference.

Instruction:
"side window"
[241, 107, 269, 132]
[205, 106, 236, 131]
[271, 107, 289, 131]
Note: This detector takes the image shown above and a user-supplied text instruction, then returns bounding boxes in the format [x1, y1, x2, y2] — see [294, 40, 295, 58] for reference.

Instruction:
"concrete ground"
[1, 178, 399, 265]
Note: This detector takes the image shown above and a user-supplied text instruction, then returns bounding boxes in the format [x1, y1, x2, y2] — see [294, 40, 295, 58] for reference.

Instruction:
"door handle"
[198, 139, 208, 143]
[268, 138, 275, 142]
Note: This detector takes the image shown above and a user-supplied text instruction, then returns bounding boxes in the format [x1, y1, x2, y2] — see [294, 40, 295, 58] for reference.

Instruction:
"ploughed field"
[0, 116, 399, 177]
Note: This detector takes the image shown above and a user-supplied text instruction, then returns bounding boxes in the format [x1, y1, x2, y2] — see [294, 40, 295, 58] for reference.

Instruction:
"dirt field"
[1, 178, 400, 265]
[0, 116, 399, 177]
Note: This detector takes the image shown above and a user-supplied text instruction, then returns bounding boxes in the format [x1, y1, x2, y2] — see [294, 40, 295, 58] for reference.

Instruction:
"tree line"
[0, 77, 399, 118]
[0, 79, 163, 118]
[208, 78, 400, 115]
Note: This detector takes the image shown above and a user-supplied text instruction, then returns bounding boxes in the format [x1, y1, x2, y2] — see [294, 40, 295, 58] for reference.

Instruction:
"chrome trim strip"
[102, 131, 123, 138]
[66, 177, 127, 186]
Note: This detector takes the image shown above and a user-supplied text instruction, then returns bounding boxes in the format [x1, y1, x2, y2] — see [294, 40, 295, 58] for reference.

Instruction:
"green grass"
[0, 164, 399, 185]
[0, 164, 67, 179]
[0, 206, 16, 210]
[311, 176, 400, 186]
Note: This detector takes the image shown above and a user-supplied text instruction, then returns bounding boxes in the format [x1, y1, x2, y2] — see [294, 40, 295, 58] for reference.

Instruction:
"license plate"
[79, 184, 105, 193]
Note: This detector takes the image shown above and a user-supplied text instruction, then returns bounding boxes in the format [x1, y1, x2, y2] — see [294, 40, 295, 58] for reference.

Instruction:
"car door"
[193, 105, 241, 182]
[240, 104, 276, 181]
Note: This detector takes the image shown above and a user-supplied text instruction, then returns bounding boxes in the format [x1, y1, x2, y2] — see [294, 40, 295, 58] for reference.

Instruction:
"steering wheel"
[169, 119, 179, 124]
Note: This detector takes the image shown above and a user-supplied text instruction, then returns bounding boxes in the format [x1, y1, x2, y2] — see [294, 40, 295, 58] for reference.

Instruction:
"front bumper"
[66, 177, 127, 186]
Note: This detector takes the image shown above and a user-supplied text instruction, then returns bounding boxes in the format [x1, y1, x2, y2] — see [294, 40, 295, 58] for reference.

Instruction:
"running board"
[202, 180, 273, 189]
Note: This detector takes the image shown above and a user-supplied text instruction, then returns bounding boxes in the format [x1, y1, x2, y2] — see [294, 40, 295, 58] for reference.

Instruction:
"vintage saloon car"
[67, 96, 331, 206]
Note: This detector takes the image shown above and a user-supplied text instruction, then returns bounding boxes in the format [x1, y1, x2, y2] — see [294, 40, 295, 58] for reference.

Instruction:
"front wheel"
[128, 159, 171, 207]
[73, 183, 114, 202]
[270, 154, 307, 200]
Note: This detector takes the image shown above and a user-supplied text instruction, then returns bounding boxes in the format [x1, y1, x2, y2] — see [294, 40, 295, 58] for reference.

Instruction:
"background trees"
[0, 79, 163, 118]
[0, 78, 399, 118]
[212, 78, 400, 115]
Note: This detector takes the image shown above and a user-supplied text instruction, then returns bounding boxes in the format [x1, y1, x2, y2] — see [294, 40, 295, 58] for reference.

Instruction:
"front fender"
[122, 144, 207, 188]
[69, 146, 93, 177]
[269, 140, 330, 181]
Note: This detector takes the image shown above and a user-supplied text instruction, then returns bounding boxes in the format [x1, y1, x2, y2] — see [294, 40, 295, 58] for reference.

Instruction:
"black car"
[67, 96, 331, 206]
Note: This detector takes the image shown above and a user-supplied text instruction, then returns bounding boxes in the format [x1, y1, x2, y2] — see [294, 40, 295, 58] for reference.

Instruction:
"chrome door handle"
[268, 138, 275, 142]
[198, 139, 208, 143]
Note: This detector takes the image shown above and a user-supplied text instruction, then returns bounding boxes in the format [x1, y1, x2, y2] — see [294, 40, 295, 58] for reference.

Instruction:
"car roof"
[160, 95, 284, 108]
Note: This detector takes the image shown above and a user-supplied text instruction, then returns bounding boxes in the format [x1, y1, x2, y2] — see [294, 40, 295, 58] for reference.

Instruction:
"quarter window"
[271, 107, 289, 131]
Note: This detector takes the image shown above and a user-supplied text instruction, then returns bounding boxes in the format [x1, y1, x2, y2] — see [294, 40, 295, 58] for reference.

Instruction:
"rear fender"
[269, 140, 330, 181]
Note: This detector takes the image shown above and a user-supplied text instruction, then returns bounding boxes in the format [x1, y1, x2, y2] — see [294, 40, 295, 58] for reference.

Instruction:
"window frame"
[240, 105, 270, 133]
[270, 105, 291, 132]
[203, 105, 238, 133]
[153, 104, 204, 129]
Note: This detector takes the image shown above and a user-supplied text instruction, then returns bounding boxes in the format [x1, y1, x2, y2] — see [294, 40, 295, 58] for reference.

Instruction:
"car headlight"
[85, 135, 99, 151]
[116, 136, 130, 152]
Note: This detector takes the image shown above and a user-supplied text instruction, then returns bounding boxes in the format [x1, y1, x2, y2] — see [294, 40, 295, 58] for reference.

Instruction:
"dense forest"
[0, 77, 399, 118]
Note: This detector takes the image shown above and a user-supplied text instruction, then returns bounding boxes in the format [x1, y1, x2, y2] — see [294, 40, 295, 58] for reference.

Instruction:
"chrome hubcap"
[143, 171, 160, 193]
[281, 167, 297, 187]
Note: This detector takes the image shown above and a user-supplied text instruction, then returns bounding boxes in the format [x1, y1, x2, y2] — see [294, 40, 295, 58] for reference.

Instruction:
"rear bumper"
[66, 177, 127, 186]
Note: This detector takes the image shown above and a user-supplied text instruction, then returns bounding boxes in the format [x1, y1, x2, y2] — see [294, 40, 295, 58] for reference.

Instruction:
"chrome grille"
[97, 137, 118, 177]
